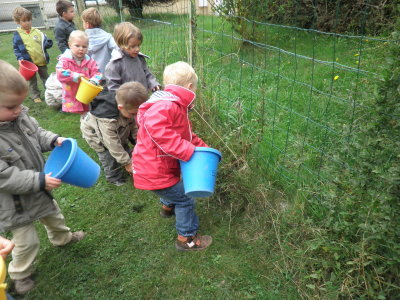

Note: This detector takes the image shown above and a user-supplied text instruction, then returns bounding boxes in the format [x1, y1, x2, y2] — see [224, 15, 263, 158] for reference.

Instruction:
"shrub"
[307, 29, 400, 298]
[216, 0, 398, 38]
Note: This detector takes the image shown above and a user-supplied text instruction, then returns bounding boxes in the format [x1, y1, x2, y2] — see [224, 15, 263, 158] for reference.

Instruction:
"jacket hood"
[137, 85, 196, 123]
[86, 28, 113, 53]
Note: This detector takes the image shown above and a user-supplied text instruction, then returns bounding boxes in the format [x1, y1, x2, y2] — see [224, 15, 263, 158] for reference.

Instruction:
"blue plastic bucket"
[180, 147, 222, 197]
[44, 138, 100, 188]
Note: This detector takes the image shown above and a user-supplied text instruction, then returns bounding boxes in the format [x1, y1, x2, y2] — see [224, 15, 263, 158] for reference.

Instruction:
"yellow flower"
[336, 58, 339, 62]
[334, 75, 339, 81]
[354, 53, 359, 57]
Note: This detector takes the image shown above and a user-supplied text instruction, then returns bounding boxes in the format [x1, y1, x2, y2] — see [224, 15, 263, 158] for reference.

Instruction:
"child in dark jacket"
[0, 60, 85, 295]
[12, 7, 53, 103]
[132, 61, 213, 251]
[81, 82, 147, 186]
[54, 0, 76, 53]
[105, 22, 160, 92]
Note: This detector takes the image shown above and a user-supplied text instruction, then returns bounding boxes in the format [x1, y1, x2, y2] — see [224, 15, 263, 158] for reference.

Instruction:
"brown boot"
[160, 205, 175, 218]
[175, 234, 212, 251]
[14, 276, 35, 294]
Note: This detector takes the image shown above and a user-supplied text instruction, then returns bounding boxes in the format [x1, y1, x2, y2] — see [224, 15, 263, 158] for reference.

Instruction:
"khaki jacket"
[0, 107, 59, 232]
[80, 112, 136, 166]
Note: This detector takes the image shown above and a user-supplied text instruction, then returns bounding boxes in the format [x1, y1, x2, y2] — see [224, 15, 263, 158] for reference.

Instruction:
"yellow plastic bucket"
[0, 257, 7, 300]
[75, 77, 103, 105]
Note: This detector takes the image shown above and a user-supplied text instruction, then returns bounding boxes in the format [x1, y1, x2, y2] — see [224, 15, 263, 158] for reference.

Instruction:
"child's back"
[82, 7, 118, 73]
[86, 28, 117, 73]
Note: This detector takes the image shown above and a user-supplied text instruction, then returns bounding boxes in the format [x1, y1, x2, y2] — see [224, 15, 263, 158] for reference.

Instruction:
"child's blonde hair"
[12, 7, 32, 23]
[113, 22, 142, 49]
[116, 82, 148, 110]
[0, 60, 28, 98]
[163, 61, 198, 88]
[68, 30, 88, 44]
[81, 7, 102, 28]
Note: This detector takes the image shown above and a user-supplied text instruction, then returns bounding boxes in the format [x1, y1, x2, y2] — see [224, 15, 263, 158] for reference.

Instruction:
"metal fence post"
[119, 0, 124, 22]
[38, 0, 49, 29]
[189, 0, 196, 67]
[75, 0, 86, 15]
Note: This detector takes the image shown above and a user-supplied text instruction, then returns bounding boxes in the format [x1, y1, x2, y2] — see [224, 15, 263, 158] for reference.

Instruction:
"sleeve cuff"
[72, 72, 81, 82]
[50, 135, 59, 149]
[39, 172, 46, 190]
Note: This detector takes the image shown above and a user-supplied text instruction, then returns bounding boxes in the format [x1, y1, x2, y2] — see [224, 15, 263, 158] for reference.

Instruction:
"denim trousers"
[153, 181, 199, 237]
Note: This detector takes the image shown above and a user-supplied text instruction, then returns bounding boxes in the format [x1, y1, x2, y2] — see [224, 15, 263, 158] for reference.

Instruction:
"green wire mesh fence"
[80, 0, 394, 198]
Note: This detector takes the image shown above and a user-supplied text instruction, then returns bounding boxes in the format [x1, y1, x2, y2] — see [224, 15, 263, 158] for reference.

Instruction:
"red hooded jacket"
[132, 84, 208, 190]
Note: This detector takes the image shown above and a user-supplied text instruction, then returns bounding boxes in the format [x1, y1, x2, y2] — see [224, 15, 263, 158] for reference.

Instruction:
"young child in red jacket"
[132, 61, 212, 251]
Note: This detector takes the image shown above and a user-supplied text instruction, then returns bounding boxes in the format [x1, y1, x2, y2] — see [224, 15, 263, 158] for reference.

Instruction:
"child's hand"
[124, 164, 132, 174]
[0, 236, 14, 259]
[54, 137, 65, 147]
[152, 85, 161, 92]
[45, 172, 62, 191]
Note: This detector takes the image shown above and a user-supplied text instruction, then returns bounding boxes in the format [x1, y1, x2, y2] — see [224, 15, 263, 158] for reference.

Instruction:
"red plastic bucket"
[19, 60, 38, 80]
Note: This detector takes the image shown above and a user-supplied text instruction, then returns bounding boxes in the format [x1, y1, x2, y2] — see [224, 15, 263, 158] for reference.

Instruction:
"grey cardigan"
[0, 107, 59, 232]
[105, 49, 159, 92]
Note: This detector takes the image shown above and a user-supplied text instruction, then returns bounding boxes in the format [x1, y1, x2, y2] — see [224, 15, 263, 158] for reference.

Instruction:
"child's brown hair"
[116, 82, 148, 110]
[56, 0, 74, 17]
[113, 22, 143, 49]
[12, 7, 32, 23]
[0, 60, 28, 98]
[81, 7, 102, 28]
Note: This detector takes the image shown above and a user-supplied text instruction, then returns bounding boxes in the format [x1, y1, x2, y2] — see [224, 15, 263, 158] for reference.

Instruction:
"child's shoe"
[33, 98, 42, 103]
[110, 179, 126, 186]
[14, 276, 35, 294]
[69, 231, 85, 243]
[160, 204, 175, 218]
[175, 234, 212, 251]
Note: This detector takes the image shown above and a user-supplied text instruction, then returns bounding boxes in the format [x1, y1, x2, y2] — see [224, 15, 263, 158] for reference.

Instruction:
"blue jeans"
[153, 181, 199, 237]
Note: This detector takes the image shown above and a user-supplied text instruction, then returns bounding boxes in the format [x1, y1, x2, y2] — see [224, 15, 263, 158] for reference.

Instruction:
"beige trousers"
[8, 201, 72, 280]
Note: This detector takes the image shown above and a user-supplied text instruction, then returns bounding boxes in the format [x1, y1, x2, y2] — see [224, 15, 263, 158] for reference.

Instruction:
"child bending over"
[105, 22, 160, 92]
[0, 59, 84, 295]
[81, 82, 147, 186]
[132, 61, 213, 251]
[56, 30, 102, 114]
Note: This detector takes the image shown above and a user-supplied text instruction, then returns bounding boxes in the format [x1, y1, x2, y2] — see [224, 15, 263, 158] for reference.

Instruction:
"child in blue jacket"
[12, 7, 53, 103]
